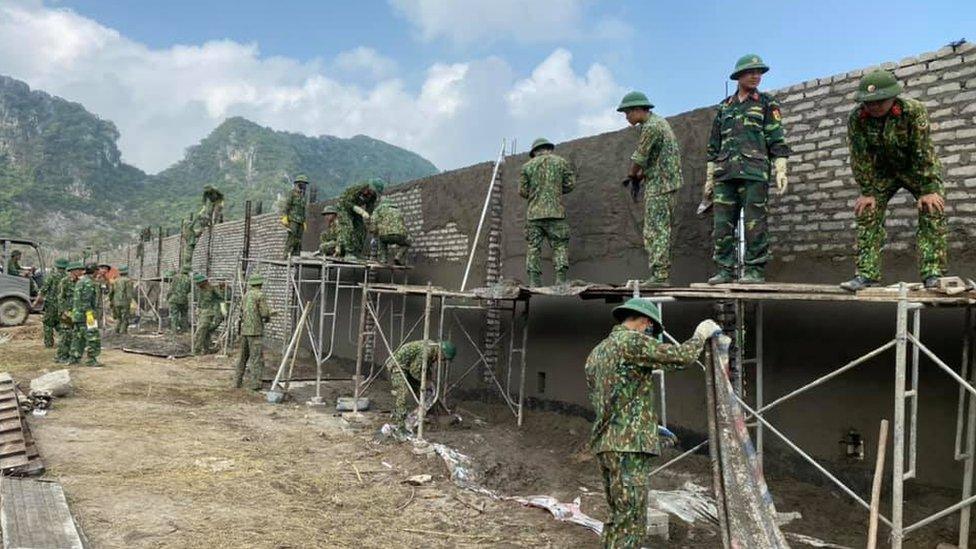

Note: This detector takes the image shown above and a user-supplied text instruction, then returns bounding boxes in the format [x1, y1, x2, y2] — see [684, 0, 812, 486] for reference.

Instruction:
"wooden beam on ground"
[0, 478, 84, 549]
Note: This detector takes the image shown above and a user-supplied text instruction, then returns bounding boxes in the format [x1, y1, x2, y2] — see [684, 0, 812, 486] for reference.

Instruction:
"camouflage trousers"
[283, 221, 304, 258]
[41, 312, 58, 348]
[194, 313, 222, 354]
[526, 218, 570, 285]
[113, 306, 130, 334]
[855, 182, 948, 281]
[170, 303, 188, 333]
[182, 236, 198, 268]
[55, 321, 72, 361]
[644, 192, 676, 282]
[378, 234, 410, 264]
[714, 179, 770, 272]
[598, 451, 653, 549]
[234, 335, 265, 390]
[70, 325, 100, 365]
[336, 211, 368, 258]
[387, 363, 422, 426]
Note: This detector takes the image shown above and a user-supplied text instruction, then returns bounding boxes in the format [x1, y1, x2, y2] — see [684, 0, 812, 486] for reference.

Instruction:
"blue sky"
[4, 0, 974, 172]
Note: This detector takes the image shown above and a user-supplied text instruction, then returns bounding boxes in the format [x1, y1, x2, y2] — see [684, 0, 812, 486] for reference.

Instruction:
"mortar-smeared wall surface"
[96, 42, 976, 488]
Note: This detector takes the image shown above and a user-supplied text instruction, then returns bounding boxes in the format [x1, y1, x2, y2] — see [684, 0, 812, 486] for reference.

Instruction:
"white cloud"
[333, 47, 398, 81]
[0, 1, 627, 173]
[389, 0, 632, 46]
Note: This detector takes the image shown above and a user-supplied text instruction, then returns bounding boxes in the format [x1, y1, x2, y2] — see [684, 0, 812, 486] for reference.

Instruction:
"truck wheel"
[0, 297, 29, 327]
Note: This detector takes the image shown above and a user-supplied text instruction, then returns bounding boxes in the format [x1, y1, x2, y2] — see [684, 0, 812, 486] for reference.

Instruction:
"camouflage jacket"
[847, 97, 943, 196]
[632, 113, 683, 195]
[337, 183, 377, 215]
[108, 276, 135, 308]
[707, 91, 790, 183]
[57, 276, 75, 317]
[39, 269, 65, 309]
[585, 325, 705, 454]
[281, 189, 307, 225]
[167, 273, 190, 306]
[319, 224, 339, 254]
[196, 286, 224, 321]
[5, 258, 22, 276]
[518, 154, 575, 220]
[371, 199, 407, 238]
[386, 340, 439, 380]
[240, 287, 271, 336]
[71, 275, 98, 323]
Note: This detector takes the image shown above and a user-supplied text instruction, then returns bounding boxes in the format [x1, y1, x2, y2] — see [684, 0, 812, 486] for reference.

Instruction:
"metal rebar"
[460, 140, 505, 291]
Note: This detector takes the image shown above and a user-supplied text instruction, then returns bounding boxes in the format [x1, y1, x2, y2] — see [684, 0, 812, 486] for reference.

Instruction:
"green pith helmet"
[294, 174, 309, 185]
[730, 54, 769, 80]
[119, 266, 129, 274]
[54, 258, 68, 269]
[612, 297, 663, 329]
[66, 261, 84, 272]
[247, 274, 264, 286]
[367, 178, 385, 194]
[321, 205, 338, 215]
[529, 137, 554, 157]
[855, 69, 903, 102]
[10, 250, 20, 257]
[193, 273, 208, 285]
[440, 340, 457, 361]
[181, 265, 192, 274]
[616, 91, 654, 112]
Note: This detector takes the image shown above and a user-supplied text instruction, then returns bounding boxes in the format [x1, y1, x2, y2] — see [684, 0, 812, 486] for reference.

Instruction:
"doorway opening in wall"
[537, 372, 546, 394]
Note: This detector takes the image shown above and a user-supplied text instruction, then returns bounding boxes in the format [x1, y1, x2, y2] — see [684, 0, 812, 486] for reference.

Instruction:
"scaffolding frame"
[592, 282, 976, 547]
[351, 282, 531, 436]
[242, 256, 410, 403]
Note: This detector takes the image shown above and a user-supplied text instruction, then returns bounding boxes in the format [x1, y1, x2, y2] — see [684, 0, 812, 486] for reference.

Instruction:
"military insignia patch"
[772, 107, 782, 121]
[867, 84, 876, 92]
[752, 57, 759, 63]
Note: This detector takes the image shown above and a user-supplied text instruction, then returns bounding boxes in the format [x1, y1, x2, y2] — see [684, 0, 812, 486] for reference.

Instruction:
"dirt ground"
[0, 317, 971, 548]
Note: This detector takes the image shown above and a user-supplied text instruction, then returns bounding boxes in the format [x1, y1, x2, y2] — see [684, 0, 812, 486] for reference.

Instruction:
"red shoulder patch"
[859, 107, 869, 120]
[890, 103, 903, 117]
[771, 106, 782, 121]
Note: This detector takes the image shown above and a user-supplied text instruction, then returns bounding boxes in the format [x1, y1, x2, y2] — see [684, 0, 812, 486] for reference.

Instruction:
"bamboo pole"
[868, 419, 890, 549]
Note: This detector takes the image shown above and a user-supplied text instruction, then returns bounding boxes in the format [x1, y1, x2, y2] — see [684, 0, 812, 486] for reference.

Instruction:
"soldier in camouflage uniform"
[318, 206, 341, 257]
[192, 274, 224, 354]
[280, 175, 309, 258]
[37, 258, 67, 348]
[840, 70, 948, 291]
[55, 262, 79, 363]
[705, 54, 791, 284]
[585, 298, 719, 548]
[108, 266, 135, 334]
[235, 275, 274, 390]
[371, 198, 411, 264]
[335, 179, 382, 260]
[70, 263, 101, 366]
[617, 92, 683, 285]
[181, 186, 224, 266]
[518, 138, 575, 287]
[385, 339, 456, 430]
[167, 266, 191, 333]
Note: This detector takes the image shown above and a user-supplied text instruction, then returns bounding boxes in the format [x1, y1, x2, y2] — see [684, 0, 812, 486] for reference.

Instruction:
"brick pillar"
[481, 159, 505, 385]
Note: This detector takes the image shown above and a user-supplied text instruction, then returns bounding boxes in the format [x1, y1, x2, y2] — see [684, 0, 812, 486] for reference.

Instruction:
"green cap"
[10, 250, 20, 257]
[119, 266, 129, 274]
[612, 298, 662, 330]
[66, 261, 84, 271]
[855, 69, 903, 102]
[181, 265, 192, 274]
[321, 205, 338, 215]
[193, 273, 208, 284]
[247, 274, 264, 286]
[367, 178, 385, 194]
[294, 174, 309, 184]
[440, 341, 457, 361]
[730, 54, 769, 80]
[529, 137, 554, 158]
[616, 91, 654, 112]
[54, 258, 68, 269]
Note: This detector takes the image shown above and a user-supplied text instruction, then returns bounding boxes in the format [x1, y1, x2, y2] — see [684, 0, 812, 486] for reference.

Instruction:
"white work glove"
[353, 205, 370, 220]
[774, 157, 788, 195]
[694, 319, 723, 340]
[704, 161, 716, 199]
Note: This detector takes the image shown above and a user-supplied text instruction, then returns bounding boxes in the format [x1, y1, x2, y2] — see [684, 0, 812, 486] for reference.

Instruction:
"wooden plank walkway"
[0, 478, 84, 549]
[0, 374, 28, 471]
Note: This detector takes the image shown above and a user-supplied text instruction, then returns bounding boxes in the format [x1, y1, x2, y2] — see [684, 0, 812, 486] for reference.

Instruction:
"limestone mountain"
[140, 117, 439, 226]
[0, 75, 439, 252]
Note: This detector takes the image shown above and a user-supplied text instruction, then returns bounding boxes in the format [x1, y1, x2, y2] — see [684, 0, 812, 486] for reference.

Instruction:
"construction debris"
[404, 474, 432, 486]
[0, 477, 85, 549]
[0, 373, 29, 471]
[29, 369, 73, 398]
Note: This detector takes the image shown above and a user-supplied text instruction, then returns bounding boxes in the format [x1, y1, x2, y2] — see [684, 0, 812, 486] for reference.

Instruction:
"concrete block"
[646, 507, 669, 540]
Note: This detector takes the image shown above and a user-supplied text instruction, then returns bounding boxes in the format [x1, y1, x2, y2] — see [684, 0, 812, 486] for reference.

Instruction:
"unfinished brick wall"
[769, 41, 976, 264]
